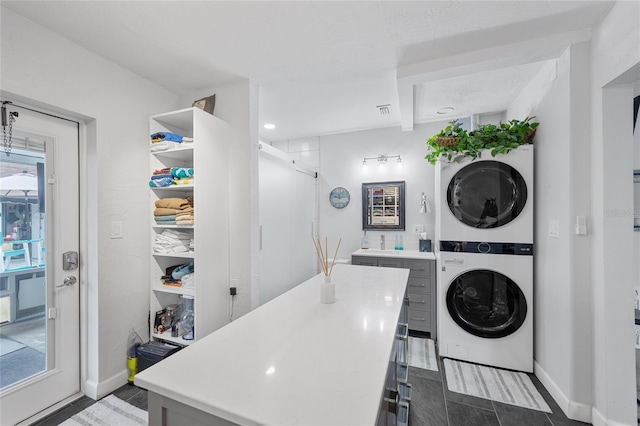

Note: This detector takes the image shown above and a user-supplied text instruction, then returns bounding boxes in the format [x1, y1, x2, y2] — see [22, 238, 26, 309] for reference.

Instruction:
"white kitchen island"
[134, 264, 410, 426]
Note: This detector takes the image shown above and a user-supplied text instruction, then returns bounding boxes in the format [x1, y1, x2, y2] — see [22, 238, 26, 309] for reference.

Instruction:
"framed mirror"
[362, 181, 405, 230]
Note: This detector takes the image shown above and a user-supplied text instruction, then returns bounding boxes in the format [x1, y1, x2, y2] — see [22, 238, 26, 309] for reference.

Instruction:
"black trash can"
[136, 341, 181, 372]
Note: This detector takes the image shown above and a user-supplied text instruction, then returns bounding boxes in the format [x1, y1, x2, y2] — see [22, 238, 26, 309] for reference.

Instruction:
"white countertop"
[134, 264, 409, 425]
[352, 248, 436, 260]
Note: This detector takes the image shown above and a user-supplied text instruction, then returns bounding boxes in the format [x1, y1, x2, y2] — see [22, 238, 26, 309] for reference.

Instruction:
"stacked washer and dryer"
[435, 145, 534, 373]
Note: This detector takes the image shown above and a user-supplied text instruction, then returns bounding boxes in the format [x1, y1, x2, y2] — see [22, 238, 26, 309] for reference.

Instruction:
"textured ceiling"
[2, 1, 613, 141]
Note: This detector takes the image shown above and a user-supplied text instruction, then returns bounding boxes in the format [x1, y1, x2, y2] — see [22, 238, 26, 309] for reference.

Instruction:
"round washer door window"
[446, 269, 527, 339]
[447, 161, 527, 228]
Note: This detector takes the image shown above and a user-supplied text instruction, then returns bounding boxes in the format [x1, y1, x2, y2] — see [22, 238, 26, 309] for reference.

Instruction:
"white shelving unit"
[149, 107, 229, 346]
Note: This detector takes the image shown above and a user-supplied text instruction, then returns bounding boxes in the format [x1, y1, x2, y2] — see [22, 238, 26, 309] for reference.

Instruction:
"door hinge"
[48, 307, 57, 319]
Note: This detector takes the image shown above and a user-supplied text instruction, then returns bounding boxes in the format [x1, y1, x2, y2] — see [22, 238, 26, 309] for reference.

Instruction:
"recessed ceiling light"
[264, 123, 276, 130]
[437, 107, 455, 115]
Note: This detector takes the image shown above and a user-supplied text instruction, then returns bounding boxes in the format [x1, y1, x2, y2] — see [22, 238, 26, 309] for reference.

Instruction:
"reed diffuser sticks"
[312, 237, 342, 277]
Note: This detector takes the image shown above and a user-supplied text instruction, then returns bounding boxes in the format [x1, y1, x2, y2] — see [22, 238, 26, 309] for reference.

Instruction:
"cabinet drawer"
[378, 258, 404, 268]
[352, 256, 377, 267]
[407, 277, 430, 294]
[405, 259, 430, 278]
[407, 292, 430, 309]
[408, 308, 431, 331]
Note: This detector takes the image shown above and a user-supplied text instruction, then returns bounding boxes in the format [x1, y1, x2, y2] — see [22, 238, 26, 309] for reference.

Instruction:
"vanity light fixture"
[362, 154, 401, 166]
[362, 155, 401, 173]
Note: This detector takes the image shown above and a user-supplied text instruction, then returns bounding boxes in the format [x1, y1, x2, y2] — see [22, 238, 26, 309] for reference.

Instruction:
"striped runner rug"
[60, 395, 147, 425]
[443, 358, 551, 412]
[407, 337, 438, 371]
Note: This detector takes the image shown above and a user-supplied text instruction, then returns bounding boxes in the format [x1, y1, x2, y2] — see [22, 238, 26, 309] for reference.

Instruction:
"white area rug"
[60, 395, 147, 426]
[444, 358, 551, 412]
[0, 338, 25, 356]
[407, 337, 438, 371]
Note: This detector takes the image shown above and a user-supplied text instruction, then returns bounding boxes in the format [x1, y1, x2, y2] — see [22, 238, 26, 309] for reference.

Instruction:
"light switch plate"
[413, 224, 425, 235]
[549, 220, 559, 238]
[575, 216, 587, 235]
[110, 221, 123, 239]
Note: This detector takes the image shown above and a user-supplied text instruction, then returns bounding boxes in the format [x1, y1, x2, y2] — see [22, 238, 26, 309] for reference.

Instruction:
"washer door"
[446, 269, 527, 338]
[447, 161, 527, 228]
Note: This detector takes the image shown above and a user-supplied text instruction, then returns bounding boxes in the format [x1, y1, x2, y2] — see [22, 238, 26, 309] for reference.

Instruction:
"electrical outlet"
[413, 224, 425, 235]
[549, 220, 559, 238]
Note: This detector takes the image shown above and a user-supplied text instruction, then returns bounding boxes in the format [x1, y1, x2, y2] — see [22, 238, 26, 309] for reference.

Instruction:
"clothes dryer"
[435, 145, 534, 246]
[437, 247, 533, 372]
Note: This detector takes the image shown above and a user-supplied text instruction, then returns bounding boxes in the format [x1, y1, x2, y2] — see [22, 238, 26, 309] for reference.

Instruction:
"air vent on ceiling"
[377, 104, 391, 115]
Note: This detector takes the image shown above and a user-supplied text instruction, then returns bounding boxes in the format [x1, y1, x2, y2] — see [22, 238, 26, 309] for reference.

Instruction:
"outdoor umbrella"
[0, 171, 38, 198]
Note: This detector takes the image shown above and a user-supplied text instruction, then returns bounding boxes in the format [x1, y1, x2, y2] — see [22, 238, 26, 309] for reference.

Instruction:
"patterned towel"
[171, 167, 194, 178]
[149, 177, 173, 187]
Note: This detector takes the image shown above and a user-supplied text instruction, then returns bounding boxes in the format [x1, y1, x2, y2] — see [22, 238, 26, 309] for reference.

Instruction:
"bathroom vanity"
[352, 249, 437, 338]
[135, 264, 411, 425]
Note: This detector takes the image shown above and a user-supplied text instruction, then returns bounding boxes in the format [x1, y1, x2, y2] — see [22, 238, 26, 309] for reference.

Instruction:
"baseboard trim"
[534, 360, 592, 423]
[591, 407, 635, 426]
[591, 407, 606, 426]
[83, 369, 128, 400]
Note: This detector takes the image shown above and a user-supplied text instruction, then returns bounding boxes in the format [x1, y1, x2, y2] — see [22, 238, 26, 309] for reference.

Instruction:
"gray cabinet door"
[378, 258, 405, 268]
[352, 256, 378, 267]
[352, 254, 437, 339]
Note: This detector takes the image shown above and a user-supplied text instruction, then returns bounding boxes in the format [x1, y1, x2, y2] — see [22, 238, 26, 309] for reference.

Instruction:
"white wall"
[1, 7, 179, 399]
[508, 43, 594, 421]
[589, 2, 640, 424]
[505, 4, 640, 423]
[312, 122, 448, 259]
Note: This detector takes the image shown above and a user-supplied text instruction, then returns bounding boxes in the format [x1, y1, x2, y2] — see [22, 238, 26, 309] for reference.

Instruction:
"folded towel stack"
[149, 132, 194, 153]
[154, 197, 194, 226]
[149, 167, 195, 188]
[153, 229, 193, 255]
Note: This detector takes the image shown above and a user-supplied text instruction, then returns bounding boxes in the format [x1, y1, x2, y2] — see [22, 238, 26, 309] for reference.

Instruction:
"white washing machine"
[435, 145, 534, 247]
[437, 249, 533, 372]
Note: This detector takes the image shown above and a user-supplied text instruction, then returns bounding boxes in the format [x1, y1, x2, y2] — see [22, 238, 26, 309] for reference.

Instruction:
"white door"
[0, 105, 80, 425]
[259, 147, 317, 305]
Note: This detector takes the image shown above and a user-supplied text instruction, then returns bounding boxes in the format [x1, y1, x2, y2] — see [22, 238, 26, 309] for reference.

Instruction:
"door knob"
[56, 276, 77, 288]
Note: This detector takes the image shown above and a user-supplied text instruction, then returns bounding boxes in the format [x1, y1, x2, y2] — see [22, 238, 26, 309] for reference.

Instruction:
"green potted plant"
[425, 117, 538, 165]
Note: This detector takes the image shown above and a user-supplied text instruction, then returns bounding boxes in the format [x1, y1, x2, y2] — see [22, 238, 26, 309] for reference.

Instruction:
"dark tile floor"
[31, 339, 593, 426]
[408, 346, 592, 426]
[30, 384, 147, 426]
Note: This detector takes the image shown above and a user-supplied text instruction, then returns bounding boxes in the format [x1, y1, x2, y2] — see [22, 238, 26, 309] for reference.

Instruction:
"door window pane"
[0, 147, 47, 389]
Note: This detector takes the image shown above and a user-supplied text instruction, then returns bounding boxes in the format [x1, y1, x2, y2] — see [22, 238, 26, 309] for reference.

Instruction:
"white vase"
[320, 276, 335, 304]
